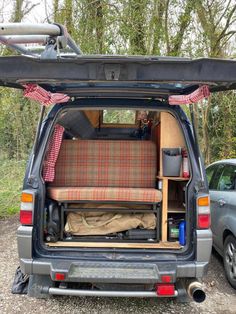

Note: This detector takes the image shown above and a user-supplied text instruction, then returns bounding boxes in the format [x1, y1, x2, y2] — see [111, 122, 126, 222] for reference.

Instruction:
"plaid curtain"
[43, 124, 65, 182]
[169, 85, 210, 105]
[23, 84, 70, 106]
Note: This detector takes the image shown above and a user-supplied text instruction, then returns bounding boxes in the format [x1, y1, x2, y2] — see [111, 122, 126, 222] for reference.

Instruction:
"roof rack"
[0, 23, 82, 58]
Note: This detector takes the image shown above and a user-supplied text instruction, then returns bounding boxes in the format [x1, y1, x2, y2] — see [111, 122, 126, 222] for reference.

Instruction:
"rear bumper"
[29, 260, 209, 286]
[17, 226, 212, 283]
[20, 257, 209, 283]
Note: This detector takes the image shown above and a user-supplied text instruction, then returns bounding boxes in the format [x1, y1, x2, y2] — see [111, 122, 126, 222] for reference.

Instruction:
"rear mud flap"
[11, 266, 29, 294]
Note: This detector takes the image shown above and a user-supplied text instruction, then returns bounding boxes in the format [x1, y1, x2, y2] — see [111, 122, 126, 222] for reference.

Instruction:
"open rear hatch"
[1, 23, 236, 94]
[1, 55, 236, 96]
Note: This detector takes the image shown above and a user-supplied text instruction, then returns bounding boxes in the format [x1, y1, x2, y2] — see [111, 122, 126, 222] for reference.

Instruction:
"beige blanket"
[65, 211, 156, 235]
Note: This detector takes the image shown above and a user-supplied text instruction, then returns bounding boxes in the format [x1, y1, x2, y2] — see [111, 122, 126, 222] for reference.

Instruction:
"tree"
[0, 0, 40, 159]
[193, 0, 236, 163]
[127, 0, 148, 54]
[195, 0, 236, 57]
[149, 0, 165, 55]
[167, 0, 194, 56]
[11, 0, 39, 23]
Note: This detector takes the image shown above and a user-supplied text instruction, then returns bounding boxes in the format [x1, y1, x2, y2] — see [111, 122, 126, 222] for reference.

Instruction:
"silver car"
[206, 159, 236, 289]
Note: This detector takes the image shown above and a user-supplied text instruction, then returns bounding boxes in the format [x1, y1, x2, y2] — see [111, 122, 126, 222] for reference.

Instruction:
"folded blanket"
[65, 211, 156, 235]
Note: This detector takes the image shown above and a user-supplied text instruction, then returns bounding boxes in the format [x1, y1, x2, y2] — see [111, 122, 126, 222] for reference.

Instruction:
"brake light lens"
[20, 210, 33, 225]
[156, 284, 175, 296]
[198, 214, 210, 229]
[55, 273, 65, 281]
[197, 195, 211, 229]
[20, 191, 35, 225]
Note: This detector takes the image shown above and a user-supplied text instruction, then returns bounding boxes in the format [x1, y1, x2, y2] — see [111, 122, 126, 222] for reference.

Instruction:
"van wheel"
[223, 235, 236, 289]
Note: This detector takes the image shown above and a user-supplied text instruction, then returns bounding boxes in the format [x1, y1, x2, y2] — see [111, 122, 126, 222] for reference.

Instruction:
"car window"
[206, 165, 217, 187]
[217, 165, 236, 191]
[209, 164, 225, 190]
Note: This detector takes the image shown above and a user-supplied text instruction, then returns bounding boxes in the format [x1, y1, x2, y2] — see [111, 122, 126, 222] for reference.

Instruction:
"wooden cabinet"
[157, 112, 189, 242]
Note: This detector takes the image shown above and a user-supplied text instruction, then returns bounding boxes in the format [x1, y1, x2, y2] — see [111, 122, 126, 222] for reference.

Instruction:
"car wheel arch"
[223, 229, 235, 244]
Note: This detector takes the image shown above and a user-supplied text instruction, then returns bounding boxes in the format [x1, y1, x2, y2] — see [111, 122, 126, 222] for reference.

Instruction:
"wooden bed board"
[46, 241, 181, 249]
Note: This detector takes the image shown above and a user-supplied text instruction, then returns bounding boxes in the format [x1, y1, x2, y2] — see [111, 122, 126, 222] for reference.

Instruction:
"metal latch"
[104, 64, 120, 80]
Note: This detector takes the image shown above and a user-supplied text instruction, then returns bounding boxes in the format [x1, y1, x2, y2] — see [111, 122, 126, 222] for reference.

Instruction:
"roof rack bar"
[53, 23, 82, 55]
[0, 36, 36, 56]
[0, 23, 82, 56]
[1, 35, 82, 54]
[1, 35, 47, 45]
[0, 23, 60, 36]
[67, 37, 82, 55]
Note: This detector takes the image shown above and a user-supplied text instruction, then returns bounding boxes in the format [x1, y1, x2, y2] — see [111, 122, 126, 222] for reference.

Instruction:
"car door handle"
[218, 199, 226, 206]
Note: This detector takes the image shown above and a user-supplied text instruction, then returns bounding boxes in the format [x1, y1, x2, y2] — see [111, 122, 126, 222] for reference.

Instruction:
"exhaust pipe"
[187, 281, 206, 303]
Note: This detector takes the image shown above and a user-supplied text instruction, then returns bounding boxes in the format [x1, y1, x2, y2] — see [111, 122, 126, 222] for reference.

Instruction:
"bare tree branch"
[215, 0, 232, 28]
[23, 3, 39, 16]
[217, 4, 236, 40]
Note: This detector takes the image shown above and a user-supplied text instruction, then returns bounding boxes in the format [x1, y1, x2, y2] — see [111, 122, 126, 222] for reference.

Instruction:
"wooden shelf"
[46, 241, 181, 249]
[157, 176, 189, 181]
[168, 200, 185, 213]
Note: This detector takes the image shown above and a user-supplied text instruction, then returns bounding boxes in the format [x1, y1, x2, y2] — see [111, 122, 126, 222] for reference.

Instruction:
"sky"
[1, 0, 53, 23]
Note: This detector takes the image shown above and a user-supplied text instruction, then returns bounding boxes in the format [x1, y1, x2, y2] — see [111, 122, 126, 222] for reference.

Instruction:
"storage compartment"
[167, 214, 185, 242]
[45, 202, 161, 243]
[168, 180, 186, 212]
[157, 176, 187, 243]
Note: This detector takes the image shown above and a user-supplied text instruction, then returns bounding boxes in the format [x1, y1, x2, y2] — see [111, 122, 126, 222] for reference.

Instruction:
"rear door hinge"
[27, 175, 39, 189]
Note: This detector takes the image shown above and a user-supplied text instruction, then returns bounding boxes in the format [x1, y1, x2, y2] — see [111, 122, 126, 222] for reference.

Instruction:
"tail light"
[20, 190, 35, 225]
[197, 195, 211, 229]
[156, 283, 175, 296]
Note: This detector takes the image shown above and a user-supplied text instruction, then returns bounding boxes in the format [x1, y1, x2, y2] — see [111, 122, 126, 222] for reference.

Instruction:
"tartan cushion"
[51, 140, 157, 188]
[47, 187, 162, 203]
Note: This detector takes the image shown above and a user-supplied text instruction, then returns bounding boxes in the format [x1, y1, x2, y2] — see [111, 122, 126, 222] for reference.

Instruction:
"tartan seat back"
[51, 140, 157, 188]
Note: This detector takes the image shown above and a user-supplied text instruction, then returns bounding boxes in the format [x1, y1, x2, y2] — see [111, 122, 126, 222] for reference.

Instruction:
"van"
[3, 22, 232, 302]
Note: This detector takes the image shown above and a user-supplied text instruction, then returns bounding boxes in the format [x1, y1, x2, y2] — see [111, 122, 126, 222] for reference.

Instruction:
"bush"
[0, 159, 26, 218]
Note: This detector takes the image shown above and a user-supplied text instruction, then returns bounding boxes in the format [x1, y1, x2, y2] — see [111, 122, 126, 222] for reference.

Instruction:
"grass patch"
[0, 159, 26, 218]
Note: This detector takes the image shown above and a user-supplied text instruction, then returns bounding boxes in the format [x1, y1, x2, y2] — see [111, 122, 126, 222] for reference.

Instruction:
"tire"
[223, 235, 236, 289]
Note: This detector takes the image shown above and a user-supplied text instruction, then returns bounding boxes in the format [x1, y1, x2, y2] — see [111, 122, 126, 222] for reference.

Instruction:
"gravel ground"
[0, 215, 236, 314]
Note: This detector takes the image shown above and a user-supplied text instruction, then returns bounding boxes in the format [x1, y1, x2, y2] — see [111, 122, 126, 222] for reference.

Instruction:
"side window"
[209, 164, 225, 190]
[217, 165, 236, 191]
[206, 165, 217, 187]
